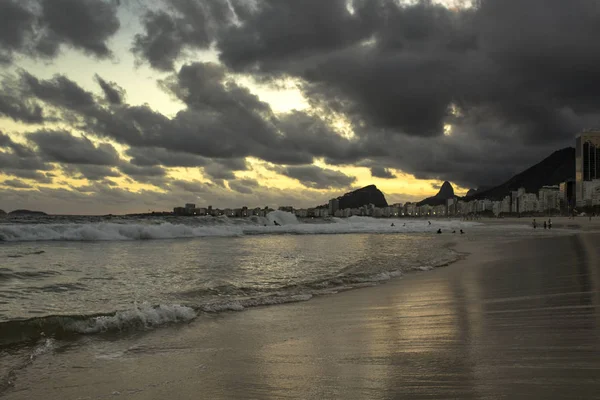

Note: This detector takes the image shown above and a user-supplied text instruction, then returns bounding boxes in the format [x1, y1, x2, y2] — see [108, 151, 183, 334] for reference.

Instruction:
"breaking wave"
[0, 211, 477, 242]
[0, 252, 464, 349]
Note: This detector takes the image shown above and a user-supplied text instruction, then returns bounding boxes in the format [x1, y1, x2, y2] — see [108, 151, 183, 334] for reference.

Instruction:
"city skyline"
[3, 0, 600, 214]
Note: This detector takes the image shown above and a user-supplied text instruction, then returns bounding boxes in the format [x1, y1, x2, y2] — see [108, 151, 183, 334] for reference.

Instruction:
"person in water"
[548, 219, 552, 229]
[460, 229, 464, 234]
[452, 230, 456, 234]
[428, 221, 432, 225]
[532, 219, 537, 229]
[273, 221, 280, 226]
[544, 221, 547, 229]
[436, 228, 442, 234]
[391, 223, 395, 227]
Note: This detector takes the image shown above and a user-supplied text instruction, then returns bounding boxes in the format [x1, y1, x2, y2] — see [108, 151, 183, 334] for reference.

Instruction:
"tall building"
[576, 130, 600, 206]
[559, 180, 575, 212]
[328, 198, 339, 215]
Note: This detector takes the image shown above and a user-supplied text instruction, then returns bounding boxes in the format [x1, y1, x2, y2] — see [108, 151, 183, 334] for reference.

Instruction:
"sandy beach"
[4, 228, 600, 399]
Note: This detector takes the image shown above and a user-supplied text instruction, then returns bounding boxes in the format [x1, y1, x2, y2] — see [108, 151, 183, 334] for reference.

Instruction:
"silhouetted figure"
[428, 221, 431, 225]
[391, 223, 395, 227]
[548, 219, 552, 229]
[273, 221, 280, 226]
[544, 221, 547, 229]
[452, 230, 456, 234]
[532, 219, 537, 229]
[460, 229, 464, 234]
[436, 228, 442, 234]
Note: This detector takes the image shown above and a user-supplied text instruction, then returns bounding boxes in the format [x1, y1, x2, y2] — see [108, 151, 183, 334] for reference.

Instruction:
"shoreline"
[4, 229, 600, 399]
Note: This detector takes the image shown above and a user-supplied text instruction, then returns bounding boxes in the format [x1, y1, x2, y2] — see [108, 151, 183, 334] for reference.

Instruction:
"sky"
[0, 0, 597, 215]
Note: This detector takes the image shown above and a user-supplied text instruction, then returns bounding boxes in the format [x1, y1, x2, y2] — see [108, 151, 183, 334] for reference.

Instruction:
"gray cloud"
[22, 72, 96, 114]
[119, 164, 166, 178]
[95, 74, 125, 105]
[0, 147, 49, 172]
[1, 179, 33, 189]
[0, 0, 36, 63]
[29, 130, 121, 165]
[0, 0, 119, 63]
[370, 166, 395, 179]
[62, 164, 121, 181]
[170, 179, 213, 194]
[211, 0, 600, 187]
[276, 165, 356, 190]
[0, 75, 45, 123]
[38, 0, 120, 58]
[132, 0, 232, 70]
[228, 178, 258, 194]
[126, 147, 208, 167]
[84, 62, 356, 167]
[2, 169, 53, 184]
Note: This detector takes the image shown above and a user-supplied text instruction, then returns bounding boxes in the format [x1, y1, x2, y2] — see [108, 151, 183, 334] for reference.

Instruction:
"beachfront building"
[328, 199, 340, 216]
[576, 130, 600, 206]
[446, 198, 457, 216]
[294, 209, 309, 218]
[501, 196, 511, 214]
[559, 180, 575, 212]
[404, 203, 416, 216]
[520, 193, 539, 213]
[538, 185, 560, 212]
[581, 180, 600, 206]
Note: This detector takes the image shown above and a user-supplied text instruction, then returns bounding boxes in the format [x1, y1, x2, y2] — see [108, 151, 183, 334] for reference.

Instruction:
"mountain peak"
[466, 147, 575, 201]
[417, 181, 455, 206]
[337, 185, 388, 209]
[437, 181, 454, 198]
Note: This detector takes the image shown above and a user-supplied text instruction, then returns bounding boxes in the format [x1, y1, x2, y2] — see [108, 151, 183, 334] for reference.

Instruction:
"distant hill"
[8, 209, 48, 216]
[417, 181, 456, 206]
[465, 147, 575, 201]
[335, 185, 388, 209]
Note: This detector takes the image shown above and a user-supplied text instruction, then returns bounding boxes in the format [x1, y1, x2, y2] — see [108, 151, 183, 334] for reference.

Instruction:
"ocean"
[0, 212, 566, 394]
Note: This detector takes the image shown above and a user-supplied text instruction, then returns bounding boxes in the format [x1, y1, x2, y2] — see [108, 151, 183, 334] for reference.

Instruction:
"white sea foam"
[201, 294, 313, 313]
[70, 303, 197, 334]
[30, 338, 56, 361]
[0, 212, 482, 242]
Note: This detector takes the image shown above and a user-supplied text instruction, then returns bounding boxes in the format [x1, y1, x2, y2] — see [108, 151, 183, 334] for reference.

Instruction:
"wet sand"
[4, 232, 600, 399]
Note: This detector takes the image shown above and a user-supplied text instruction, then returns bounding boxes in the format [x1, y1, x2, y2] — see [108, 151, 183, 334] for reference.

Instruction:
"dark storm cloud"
[0, 75, 45, 123]
[126, 147, 209, 167]
[228, 178, 258, 194]
[62, 164, 121, 181]
[0, 0, 119, 62]
[29, 130, 121, 165]
[370, 166, 395, 179]
[219, 0, 371, 72]
[170, 179, 212, 193]
[85, 62, 355, 168]
[0, 141, 50, 172]
[209, 0, 600, 187]
[22, 72, 96, 114]
[95, 75, 125, 105]
[132, 0, 233, 70]
[119, 164, 166, 178]
[38, 0, 120, 58]
[3, 170, 53, 184]
[1, 179, 33, 189]
[275, 165, 356, 190]
[0, 1, 35, 63]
